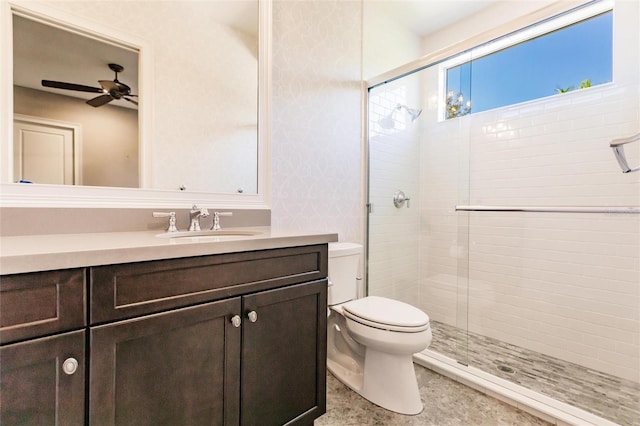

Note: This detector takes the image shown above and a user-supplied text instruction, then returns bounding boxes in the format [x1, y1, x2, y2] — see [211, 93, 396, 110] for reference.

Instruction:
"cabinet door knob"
[62, 357, 79, 375]
[231, 315, 242, 328]
[247, 311, 258, 323]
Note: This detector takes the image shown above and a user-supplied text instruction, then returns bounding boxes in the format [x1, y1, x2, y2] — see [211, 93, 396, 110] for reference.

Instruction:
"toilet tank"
[328, 242, 362, 305]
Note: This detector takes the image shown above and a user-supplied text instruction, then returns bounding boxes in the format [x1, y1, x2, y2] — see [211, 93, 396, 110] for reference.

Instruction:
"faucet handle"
[153, 211, 178, 232]
[211, 211, 233, 231]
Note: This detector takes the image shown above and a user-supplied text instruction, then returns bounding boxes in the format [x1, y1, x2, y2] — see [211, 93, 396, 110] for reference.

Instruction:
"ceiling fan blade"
[86, 94, 113, 107]
[124, 97, 138, 106]
[42, 80, 104, 93]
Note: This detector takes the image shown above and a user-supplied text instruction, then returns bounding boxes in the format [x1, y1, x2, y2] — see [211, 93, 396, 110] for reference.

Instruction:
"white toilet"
[327, 242, 432, 415]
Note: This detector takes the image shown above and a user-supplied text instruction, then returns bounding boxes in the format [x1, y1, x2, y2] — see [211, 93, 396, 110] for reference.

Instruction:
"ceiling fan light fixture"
[41, 63, 138, 108]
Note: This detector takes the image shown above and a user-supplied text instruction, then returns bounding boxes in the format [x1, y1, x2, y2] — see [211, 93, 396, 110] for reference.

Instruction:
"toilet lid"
[342, 296, 429, 330]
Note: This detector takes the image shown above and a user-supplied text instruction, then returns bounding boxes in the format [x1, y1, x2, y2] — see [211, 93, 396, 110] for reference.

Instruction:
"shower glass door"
[456, 2, 640, 423]
[367, 65, 471, 367]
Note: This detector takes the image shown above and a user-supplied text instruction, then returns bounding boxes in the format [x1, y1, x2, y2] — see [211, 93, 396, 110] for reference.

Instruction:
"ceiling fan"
[41, 63, 138, 108]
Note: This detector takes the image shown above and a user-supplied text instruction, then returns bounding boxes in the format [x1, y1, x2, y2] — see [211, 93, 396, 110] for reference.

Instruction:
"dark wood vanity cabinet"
[1, 244, 328, 426]
[90, 280, 327, 426]
[0, 269, 87, 425]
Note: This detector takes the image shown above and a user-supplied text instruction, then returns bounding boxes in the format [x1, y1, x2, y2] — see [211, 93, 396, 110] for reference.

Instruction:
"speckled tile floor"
[429, 320, 640, 425]
[315, 364, 551, 426]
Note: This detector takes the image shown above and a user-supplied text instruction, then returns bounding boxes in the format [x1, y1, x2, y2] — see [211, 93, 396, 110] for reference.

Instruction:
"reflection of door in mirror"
[12, 14, 139, 189]
[13, 115, 81, 185]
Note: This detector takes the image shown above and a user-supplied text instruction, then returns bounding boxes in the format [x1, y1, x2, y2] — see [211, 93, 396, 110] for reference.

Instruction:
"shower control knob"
[231, 315, 241, 328]
[247, 311, 258, 323]
[62, 357, 78, 375]
[393, 190, 411, 208]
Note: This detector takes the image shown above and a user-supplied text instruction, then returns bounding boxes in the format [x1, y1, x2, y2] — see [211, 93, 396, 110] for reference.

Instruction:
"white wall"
[270, 0, 363, 244]
[363, 1, 423, 80]
[420, 0, 557, 55]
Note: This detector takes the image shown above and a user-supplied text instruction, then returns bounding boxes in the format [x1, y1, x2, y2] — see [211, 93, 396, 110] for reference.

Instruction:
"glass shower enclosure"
[365, 2, 639, 424]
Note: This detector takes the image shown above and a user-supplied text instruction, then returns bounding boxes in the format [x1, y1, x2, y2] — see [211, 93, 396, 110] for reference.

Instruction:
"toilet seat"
[342, 296, 430, 332]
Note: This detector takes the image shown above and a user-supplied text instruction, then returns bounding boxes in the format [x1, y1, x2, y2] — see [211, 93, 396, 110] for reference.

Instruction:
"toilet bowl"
[326, 243, 432, 415]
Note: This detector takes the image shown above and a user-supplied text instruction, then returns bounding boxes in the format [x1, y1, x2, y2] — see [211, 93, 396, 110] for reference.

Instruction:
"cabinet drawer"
[91, 245, 327, 324]
[0, 269, 86, 344]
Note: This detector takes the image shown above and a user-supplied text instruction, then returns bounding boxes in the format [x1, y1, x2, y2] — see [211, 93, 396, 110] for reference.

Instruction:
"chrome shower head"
[397, 104, 422, 122]
[377, 104, 423, 129]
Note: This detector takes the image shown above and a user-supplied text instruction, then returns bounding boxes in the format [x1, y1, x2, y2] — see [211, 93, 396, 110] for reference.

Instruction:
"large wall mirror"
[1, 0, 271, 209]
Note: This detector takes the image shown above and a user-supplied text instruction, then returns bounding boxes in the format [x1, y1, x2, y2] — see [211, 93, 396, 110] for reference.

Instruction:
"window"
[444, 2, 613, 119]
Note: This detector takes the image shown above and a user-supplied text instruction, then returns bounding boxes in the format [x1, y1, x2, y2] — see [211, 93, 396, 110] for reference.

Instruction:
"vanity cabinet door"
[241, 280, 327, 426]
[0, 330, 86, 425]
[90, 298, 241, 426]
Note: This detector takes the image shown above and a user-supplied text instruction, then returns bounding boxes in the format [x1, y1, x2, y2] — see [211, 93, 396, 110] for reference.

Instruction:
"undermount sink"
[156, 229, 263, 239]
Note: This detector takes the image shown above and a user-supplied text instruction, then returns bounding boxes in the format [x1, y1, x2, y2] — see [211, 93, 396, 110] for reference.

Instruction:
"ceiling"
[368, 0, 495, 37]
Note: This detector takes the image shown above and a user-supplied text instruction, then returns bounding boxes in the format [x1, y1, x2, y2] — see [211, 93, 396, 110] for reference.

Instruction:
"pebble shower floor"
[428, 320, 640, 425]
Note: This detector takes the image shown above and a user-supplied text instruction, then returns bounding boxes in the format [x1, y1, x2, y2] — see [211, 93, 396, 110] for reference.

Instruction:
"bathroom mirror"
[0, 0, 271, 209]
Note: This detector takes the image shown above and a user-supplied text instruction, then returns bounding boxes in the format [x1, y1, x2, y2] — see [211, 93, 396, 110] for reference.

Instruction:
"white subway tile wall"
[460, 80, 640, 378]
[420, 80, 640, 382]
[368, 74, 422, 306]
[370, 2, 639, 383]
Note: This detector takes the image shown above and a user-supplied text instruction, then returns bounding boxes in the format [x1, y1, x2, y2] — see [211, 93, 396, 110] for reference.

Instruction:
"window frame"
[438, 0, 614, 121]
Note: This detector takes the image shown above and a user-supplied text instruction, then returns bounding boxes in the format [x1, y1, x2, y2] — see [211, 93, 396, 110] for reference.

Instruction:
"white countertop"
[0, 227, 338, 275]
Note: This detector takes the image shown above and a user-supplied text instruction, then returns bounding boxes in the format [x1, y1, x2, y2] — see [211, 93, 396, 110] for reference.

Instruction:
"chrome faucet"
[152, 211, 178, 232]
[189, 205, 209, 231]
[210, 211, 233, 231]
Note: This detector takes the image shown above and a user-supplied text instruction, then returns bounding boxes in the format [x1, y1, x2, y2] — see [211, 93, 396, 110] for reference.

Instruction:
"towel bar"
[455, 205, 640, 214]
